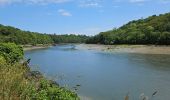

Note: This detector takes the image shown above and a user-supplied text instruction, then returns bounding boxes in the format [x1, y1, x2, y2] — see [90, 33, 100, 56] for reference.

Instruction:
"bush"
[0, 43, 23, 63]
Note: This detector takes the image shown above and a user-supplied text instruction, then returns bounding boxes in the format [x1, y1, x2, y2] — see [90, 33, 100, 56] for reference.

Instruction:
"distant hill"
[86, 12, 170, 45]
[0, 24, 89, 45]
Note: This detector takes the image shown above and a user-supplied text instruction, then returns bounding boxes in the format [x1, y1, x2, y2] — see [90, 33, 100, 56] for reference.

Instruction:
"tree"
[87, 12, 170, 45]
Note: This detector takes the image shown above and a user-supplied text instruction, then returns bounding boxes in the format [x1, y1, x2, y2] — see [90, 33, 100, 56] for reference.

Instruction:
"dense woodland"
[0, 24, 89, 45]
[86, 13, 170, 45]
[49, 34, 89, 44]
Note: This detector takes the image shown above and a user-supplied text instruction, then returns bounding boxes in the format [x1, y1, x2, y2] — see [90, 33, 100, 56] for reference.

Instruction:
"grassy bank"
[0, 43, 79, 100]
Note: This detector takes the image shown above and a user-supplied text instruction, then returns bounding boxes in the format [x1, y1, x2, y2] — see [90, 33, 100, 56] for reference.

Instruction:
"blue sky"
[0, 0, 170, 35]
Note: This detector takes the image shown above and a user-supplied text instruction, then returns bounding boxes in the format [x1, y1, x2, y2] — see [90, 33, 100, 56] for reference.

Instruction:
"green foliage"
[0, 24, 89, 45]
[50, 34, 89, 43]
[0, 61, 79, 100]
[0, 43, 23, 63]
[0, 43, 79, 100]
[86, 12, 170, 45]
[0, 24, 54, 45]
[33, 79, 79, 100]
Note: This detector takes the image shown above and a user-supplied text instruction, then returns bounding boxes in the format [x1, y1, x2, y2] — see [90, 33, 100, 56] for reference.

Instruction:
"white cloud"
[159, 0, 170, 4]
[112, 0, 149, 3]
[79, 2, 101, 7]
[129, 0, 148, 3]
[79, 0, 103, 7]
[0, 0, 20, 5]
[0, 0, 71, 5]
[27, 0, 71, 4]
[58, 9, 72, 16]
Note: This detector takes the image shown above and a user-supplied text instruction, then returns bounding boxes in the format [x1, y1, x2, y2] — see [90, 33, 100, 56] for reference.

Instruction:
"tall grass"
[0, 57, 79, 100]
[0, 58, 29, 100]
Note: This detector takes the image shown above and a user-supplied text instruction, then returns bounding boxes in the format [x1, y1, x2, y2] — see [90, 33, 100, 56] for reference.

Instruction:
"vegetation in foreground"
[86, 12, 170, 45]
[0, 43, 79, 100]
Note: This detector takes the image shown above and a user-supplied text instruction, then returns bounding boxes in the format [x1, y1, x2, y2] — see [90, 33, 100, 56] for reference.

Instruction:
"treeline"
[0, 25, 53, 45]
[0, 24, 89, 45]
[50, 34, 89, 43]
[86, 12, 170, 45]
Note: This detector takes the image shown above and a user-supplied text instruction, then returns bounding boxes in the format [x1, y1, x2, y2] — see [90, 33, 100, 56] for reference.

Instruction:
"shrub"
[0, 43, 23, 63]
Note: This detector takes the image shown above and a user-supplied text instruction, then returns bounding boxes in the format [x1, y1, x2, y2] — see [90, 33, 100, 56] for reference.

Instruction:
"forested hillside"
[50, 34, 89, 43]
[0, 24, 89, 45]
[86, 12, 170, 45]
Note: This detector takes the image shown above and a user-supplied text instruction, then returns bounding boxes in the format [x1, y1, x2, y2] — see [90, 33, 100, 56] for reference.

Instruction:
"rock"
[76, 84, 81, 87]
[49, 80, 59, 86]
[25, 71, 43, 80]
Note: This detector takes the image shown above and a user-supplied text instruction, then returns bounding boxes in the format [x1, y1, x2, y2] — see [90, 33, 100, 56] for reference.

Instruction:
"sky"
[0, 0, 170, 35]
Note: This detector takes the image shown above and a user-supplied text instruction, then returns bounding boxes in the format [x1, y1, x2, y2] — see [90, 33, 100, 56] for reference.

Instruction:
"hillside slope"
[86, 12, 170, 45]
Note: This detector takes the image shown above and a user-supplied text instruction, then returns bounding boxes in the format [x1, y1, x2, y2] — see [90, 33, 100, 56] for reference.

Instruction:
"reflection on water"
[25, 45, 170, 100]
[53, 44, 77, 51]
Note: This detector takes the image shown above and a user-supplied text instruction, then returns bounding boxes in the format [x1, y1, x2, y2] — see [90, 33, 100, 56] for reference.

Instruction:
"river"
[25, 44, 170, 100]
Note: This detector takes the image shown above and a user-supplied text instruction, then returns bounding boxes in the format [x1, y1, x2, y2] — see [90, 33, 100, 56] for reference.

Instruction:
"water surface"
[25, 44, 170, 100]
